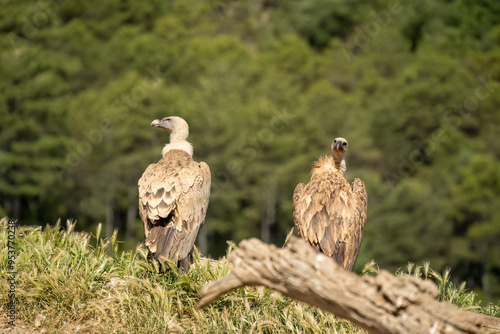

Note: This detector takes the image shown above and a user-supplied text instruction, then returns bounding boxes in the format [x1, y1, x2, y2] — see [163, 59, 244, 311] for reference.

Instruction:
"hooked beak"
[333, 141, 343, 151]
[151, 118, 173, 132]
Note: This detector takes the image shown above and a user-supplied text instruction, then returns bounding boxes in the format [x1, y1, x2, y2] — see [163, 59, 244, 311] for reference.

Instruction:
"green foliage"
[1, 0, 500, 303]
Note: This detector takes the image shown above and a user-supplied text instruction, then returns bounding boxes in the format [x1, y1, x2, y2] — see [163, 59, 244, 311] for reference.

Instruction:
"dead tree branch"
[198, 237, 485, 334]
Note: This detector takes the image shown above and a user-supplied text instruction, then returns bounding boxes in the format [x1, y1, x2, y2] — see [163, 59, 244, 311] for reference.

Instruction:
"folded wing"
[138, 150, 211, 263]
[293, 156, 367, 271]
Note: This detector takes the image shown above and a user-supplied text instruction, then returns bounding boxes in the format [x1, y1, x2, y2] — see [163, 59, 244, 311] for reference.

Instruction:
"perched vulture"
[138, 116, 211, 271]
[293, 137, 367, 271]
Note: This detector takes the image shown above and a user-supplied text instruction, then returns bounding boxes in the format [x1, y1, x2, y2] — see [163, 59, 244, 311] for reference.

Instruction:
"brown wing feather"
[344, 177, 368, 270]
[292, 183, 305, 238]
[138, 150, 211, 263]
[293, 156, 367, 271]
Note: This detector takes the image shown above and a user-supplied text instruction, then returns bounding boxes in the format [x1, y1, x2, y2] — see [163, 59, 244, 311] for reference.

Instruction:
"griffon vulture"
[293, 137, 367, 271]
[138, 116, 210, 271]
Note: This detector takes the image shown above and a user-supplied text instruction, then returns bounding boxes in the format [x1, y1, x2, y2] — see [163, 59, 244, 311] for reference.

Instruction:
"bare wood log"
[198, 237, 485, 334]
[475, 313, 500, 332]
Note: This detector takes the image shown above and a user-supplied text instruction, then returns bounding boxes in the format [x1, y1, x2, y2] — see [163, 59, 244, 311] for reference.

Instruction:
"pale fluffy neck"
[335, 158, 346, 173]
[162, 128, 193, 156]
[162, 140, 193, 156]
[332, 151, 346, 174]
[312, 156, 346, 175]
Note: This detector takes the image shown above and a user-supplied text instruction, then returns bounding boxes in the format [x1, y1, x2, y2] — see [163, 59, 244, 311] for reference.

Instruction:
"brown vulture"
[293, 137, 367, 271]
[138, 116, 211, 271]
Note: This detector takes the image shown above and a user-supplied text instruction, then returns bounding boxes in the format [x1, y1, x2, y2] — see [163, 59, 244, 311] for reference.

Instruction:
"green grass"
[1, 218, 498, 333]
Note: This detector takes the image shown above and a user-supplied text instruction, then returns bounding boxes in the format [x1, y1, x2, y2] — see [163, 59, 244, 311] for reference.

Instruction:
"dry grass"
[0, 218, 498, 333]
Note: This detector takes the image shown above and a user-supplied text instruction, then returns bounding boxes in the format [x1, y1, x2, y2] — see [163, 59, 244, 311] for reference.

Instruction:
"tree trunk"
[198, 237, 485, 334]
[197, 223, 208, 256]
[126, 187, 136, 240]
[260, 197, 275, 243]
[104, 133, 115, 239]
[481, 243, 490, 302]
[13, 195, 21, 220]
[105, 190, 114, 239]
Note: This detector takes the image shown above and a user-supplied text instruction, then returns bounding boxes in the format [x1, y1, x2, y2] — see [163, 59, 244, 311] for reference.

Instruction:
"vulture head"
[331, 137, 348, 162]
[151, 116, 193, 156]
[151, 116, 189, 136]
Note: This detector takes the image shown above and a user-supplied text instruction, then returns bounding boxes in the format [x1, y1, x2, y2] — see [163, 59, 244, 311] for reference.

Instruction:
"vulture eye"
[334, 140, 337, 143]
[343, 142, 347, 146]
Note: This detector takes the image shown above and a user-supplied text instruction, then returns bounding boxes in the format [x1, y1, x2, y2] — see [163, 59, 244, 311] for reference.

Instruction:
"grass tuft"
[1, 219, 498, 333]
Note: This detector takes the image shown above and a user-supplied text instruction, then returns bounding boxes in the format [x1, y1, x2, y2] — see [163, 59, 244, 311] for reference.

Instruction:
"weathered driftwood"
[476, 313, 500, 332]
[198, 237, 485, 334]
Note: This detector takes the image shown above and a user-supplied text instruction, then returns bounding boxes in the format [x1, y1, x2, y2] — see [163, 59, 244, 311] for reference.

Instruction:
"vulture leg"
[179, 254, 191, 272]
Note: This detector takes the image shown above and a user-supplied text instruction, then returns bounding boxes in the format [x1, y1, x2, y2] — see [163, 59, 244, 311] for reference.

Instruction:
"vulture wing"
[293, 156, 367, 271]
[138, 150, 211, 264]
[292, 183, 306, 238]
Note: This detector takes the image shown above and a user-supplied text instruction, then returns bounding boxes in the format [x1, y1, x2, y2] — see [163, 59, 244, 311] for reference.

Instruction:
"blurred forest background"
[1, 0, 500, 302]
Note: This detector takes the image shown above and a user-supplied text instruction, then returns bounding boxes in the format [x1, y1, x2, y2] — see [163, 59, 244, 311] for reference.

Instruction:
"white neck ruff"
[162, 140, 193, 157]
